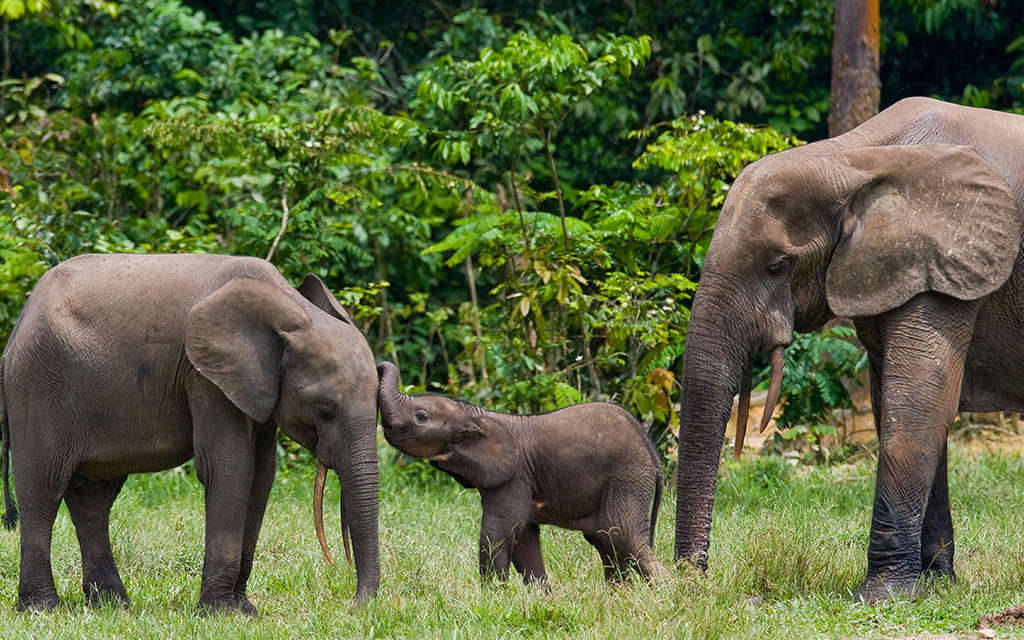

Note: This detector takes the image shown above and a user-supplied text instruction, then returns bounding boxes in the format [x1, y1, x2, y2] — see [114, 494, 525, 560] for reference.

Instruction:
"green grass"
[1, 440, 1024, 639]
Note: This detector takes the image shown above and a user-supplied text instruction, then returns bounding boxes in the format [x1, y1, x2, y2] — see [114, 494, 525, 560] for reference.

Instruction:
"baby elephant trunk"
[376, 361, 407, 425]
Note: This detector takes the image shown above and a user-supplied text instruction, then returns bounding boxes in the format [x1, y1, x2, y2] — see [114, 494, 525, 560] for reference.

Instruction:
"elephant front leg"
[191, 392, 262, 615]
[920, 443, 955, 581]
[478, 490, 530, 582]
[64, 475, 130, 608]
[511, 522, 548, 585]
[854, 294, 974, 603]
[231, 426, 278, 615]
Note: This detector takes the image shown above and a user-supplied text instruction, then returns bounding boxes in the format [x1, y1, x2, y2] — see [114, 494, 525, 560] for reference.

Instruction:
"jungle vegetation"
[2, 0, 1024, 464]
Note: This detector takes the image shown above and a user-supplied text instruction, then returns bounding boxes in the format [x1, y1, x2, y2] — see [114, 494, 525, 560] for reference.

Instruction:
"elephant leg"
[510, 522, 547, 585]
[478, 490, 530, 582]
[859, 328, 955, 584]
[232, 425, 277, 615]
[854, 294, 975, 603]
[191, 386, 259, 615]
[584, 531, 629, 583]
[920, 442, 955, 581]
[64, 474, 129, 607]
[15, 487, 65, 611]
[9, 426, 78, 613]
[600, 482, 669, 582]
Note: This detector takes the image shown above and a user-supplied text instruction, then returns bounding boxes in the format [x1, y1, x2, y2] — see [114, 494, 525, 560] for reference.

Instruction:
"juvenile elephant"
[377, 361, 669, 584]
[674, 97, 1024, 602]
[0, 254, 380, 613]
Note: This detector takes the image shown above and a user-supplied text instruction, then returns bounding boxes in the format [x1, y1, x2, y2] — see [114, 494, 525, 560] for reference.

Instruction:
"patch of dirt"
[728, 390, 1024, 459]
[978, 603, 1024, 630]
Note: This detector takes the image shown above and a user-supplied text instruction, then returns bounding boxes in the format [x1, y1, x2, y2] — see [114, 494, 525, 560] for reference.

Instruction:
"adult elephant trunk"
[674, 287, 785, 568]
[313, 420, 380, 606]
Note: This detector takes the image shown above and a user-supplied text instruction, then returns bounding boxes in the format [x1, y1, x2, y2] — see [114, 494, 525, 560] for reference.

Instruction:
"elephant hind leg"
[14, 466, 71, 611]
[64, 474, 130, 608]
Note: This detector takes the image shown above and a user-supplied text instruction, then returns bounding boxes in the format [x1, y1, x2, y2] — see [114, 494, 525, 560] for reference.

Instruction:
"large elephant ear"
[185, 276, 310, 423]
[296, 273, 354, 324]
[435, 414, 519, 489]
[825, 144, 1021, 318]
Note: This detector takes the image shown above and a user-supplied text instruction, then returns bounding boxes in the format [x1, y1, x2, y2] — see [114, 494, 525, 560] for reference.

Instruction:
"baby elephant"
[377, 362, 670, 585]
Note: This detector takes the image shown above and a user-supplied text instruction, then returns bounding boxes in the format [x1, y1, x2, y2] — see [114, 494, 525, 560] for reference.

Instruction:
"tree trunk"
[1, 20, 9, 115]
[828, 0, 880, 137]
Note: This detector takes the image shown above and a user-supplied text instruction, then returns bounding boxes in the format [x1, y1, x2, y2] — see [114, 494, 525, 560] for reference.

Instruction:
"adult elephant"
[674, 97, 1024, 603]
[1, 253, 380, 613]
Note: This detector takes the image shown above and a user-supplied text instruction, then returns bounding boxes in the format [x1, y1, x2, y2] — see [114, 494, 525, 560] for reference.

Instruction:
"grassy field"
[1, 437, 1023, 639]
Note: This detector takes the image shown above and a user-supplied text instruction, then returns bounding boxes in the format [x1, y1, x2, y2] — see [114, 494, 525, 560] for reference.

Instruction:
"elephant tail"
[649, 466, 663, 550]
[0, 357, 17, 530]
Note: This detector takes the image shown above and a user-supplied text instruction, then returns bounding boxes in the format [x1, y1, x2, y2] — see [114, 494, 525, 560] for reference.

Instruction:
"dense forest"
[3, 0, 1024, 463]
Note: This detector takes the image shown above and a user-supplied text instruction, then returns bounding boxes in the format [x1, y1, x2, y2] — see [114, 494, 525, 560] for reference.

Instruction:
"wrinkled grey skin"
[675, 97, 1024, 603]
[378, 362, 669, 584]
[0, 254, 380, 613]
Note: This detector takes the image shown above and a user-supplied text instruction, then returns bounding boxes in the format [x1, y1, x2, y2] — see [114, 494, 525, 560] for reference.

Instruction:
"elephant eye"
[414, 410, 428, 424]
[767, 256, 791, 276]
[314, 404, 335, 422]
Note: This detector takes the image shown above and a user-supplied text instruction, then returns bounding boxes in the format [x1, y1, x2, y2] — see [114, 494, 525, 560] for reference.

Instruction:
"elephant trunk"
[376, 361, 406, 425]
[674, 286, 784, 568]
[314, 417, 380, 605]
[334, 434, 380, 605]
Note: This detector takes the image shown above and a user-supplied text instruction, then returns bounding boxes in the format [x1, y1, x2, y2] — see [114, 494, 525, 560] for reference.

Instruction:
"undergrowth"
[0, 440, 1022, 639]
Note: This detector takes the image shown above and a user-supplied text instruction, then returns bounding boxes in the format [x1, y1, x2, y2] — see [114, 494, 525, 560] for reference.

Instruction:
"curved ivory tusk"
[314, 463, 335, 566]
[341, 490, 352, 566]
[734, 359, 753, 461]
[759, 346, 785, 433]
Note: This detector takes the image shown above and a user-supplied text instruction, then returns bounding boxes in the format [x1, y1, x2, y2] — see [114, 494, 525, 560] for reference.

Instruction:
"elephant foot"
[238, 596, 258, 617]
[85, 587, 131, 610]
[922, 554, 956, 582]
[854, 574, 923, 604]
[85, 580, 131, 610]
[197, 595, 259, 617]
[16, 592, 61, 614]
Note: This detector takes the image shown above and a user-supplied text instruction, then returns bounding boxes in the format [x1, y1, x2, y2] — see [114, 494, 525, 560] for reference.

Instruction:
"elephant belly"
[531, 505, 599, 533]
[75, 447, 194, 480]
[71, 410, 197, 480]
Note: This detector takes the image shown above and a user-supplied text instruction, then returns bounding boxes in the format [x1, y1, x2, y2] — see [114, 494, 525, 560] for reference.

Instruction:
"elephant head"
[185, 273, 380, 604]
[674, 141, 1020, 567]
[377, 362, 518, 489]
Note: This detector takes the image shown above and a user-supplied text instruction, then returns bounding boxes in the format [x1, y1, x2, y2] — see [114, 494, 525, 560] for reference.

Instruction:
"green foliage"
[764, 327, 869, 465]
[0, 0, 51, 21]
[11, 0, 1023, 474]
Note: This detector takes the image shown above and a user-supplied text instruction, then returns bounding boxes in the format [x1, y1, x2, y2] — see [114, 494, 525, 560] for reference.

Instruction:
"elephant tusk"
[759, 346, 785, 433]
[734, 359, 753, 460]
[340, 490, 353, 566]
[314, 463, 335, 566]
[431, 454, 449, 463]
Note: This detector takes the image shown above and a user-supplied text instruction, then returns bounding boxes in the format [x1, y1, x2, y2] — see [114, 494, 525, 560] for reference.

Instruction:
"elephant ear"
[825, 144, 1021, 318]
[435, 414, 519, 489]
[186, 276, 310, 423]
[296, 273, 353, 324]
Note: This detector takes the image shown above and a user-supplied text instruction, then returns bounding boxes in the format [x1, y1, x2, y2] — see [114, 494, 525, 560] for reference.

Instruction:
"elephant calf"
[377, 362, 669, 585]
